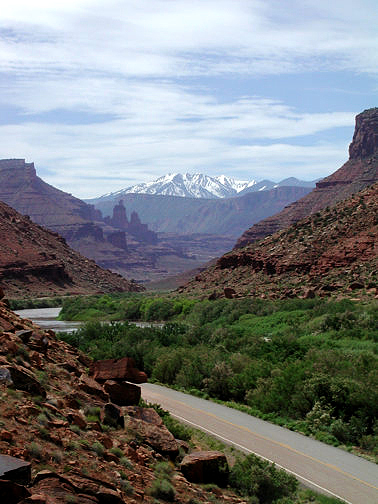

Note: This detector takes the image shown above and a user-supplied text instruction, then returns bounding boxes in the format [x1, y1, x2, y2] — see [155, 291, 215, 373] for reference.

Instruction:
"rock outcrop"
[236, 108, 378, 248]
[181, 182, 378, 299]
[0, 199, 143, 298]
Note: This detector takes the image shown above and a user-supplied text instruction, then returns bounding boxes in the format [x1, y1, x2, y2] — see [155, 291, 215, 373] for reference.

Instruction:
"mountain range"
[0, 161, 313, 283]
[98, 173, 316, 200]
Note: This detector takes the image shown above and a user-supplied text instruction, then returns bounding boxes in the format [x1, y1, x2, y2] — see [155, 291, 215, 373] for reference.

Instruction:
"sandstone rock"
[96, 486, 124, 504]
[103, 380, 141, 406]
[180, 451, 229, 486]
[5, 365, 46, 397]
[349, 281, 364, 290]
[102, 403, 125, 429]
[15, 330, 33, 344]
[90, 357, 147, 384]
[0, 479, 31, 504]
[78, 375, 109, 402]
[0, 429, 13, 442]
[302, 287, 316, 299]
[31, 475, 97, 504]
[66, 411, 87, 430]
[19, 495, 48, 504]
[124, 406, 163, 426]
[224, 287, 236, 299]
[29, 333, 49, 354]
[125, 408, 179, 458]
[0, 367, 13, 386]
[0, 316, 13, 332]
[0, 454, 31, 485]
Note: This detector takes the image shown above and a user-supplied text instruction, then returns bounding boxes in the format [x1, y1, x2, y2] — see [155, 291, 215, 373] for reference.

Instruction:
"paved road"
[141, 383, 378, 504]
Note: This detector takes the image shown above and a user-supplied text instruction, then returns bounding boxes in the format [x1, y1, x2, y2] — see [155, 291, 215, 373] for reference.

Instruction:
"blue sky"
[0, 0, 377, 198]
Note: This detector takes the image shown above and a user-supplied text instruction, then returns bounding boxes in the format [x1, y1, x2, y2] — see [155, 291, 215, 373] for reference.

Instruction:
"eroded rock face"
[180, 451, 229, 486]
[349, 107, 378, 159]
[0, 199, 143, 298]
[89, 357, 147, 384]
[182, 182, 378, 299]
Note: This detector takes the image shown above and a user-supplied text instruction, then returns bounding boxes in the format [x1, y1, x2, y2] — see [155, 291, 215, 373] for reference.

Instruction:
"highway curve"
[141, 383, 378, 504]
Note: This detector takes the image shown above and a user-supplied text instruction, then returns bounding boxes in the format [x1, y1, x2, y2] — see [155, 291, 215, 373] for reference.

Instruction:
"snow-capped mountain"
[98, 173, 316, 200]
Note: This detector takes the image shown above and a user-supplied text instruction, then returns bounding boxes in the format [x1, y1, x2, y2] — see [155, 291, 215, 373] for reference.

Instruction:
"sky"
[0, 0, 377, 199]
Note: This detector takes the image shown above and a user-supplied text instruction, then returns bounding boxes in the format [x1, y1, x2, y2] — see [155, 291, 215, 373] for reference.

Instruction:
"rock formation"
[0, 297, 246, 503]
[0, 199, 143, 298]
[236, 107, 378, 248]
[104, 200, 157, 245]
[181, 182, 378, 299]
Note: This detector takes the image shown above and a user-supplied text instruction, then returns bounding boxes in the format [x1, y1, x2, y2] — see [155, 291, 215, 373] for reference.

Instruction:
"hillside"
[181, 182, 378, 299]
[90, 186, 312, 237]
[0, 200, 142, 298]
[236, 107, 378, 247]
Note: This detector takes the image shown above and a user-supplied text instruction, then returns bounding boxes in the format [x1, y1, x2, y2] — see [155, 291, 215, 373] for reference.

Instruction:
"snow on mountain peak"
[98, 173, 315, 200]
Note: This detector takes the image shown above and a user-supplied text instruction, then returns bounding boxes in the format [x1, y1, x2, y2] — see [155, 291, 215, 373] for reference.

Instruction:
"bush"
[91, 441, 105, 457]
[229, 454, 298, 503]
[148, 478, 175, 501]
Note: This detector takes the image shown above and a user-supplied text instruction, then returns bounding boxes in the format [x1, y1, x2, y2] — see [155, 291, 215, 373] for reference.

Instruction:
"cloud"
[0, 1, 376, 197]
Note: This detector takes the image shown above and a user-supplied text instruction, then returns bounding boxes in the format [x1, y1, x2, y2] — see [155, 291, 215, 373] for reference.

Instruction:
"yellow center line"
[146, 390, 378, 492]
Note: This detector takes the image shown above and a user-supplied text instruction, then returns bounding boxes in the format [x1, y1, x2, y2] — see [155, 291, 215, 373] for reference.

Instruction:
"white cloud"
[0, 1, 376, 197]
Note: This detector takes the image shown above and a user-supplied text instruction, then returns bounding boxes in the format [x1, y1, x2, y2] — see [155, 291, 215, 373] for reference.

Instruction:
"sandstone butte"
[0, 199, 144, 298]
[0, 293, 247, 503]
[236, 107, 378, 248]
[180, 108, 378, 299]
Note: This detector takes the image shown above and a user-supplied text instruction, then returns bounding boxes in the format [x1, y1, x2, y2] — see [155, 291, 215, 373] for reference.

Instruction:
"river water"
[15, 307, 82, 333]
[15, 307, 164, 333]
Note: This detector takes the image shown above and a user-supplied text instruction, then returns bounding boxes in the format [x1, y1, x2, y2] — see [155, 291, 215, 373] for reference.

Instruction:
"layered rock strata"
[236, 108, 378, 248]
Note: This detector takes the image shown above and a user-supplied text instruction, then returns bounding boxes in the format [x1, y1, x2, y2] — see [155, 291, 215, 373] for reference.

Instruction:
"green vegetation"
[9, 296, 65, 310]
[230, 453, 298, 503]
[58, 295, 378, 455]
[59, 293, 197, 321]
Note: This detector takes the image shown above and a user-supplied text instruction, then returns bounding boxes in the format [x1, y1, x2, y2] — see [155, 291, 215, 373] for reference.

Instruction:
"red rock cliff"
[236, 107, 378, 248]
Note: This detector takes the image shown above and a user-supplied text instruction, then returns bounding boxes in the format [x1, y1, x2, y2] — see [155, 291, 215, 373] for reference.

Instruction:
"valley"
[0, 108, 377, 504]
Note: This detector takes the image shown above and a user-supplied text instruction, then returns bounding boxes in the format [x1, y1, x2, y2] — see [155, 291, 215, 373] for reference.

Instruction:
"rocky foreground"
[0, 292, 246, 503]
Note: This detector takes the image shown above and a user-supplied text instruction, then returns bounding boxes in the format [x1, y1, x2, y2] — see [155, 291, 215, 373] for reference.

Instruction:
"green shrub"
[110, 446, 123, 458]
[229, 454, 298, 503]
[148, 478, 175, 501]
[91, 441, 105, 457]
[28, 442, 43, 459]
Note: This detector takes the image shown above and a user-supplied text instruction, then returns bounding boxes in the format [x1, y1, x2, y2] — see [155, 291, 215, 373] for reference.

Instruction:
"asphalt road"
[141, 383, 378, 504]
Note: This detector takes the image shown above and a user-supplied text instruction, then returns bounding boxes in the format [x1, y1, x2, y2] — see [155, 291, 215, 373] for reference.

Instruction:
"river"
[15, 307, 164, 333]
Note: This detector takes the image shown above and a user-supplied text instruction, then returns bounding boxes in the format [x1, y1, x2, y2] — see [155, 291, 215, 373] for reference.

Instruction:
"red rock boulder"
[103, 380, 141, 406]
[180, 451, 229, 486]
[90, 357, 147, 384]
